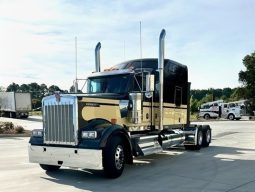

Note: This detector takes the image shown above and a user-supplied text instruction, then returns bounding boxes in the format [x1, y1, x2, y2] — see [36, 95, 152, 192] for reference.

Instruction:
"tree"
[40, 84, 48, 98]
[20, 84, 29, 92]
[239, 51, 255, 111]
[48, 85, 63, 94]
[6, 83, 20, 92]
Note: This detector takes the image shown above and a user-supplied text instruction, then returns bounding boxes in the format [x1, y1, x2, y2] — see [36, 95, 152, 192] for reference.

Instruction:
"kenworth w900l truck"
[29, 29, 211, 178]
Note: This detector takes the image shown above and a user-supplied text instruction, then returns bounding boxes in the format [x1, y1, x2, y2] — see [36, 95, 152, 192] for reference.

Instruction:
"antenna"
[74, 36, 78, 93]
[139, 21, 143, 91]
[139, 21, 142, 59]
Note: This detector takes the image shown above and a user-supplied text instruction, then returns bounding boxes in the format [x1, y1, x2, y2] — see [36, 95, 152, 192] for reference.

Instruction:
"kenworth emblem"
[55, 92, 61, 102]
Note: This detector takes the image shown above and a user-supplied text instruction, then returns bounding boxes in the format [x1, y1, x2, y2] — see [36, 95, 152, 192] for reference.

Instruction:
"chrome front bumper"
[28, 144, 103, 170]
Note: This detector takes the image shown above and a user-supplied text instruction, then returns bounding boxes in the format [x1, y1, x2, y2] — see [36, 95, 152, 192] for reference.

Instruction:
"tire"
[194, 129, 203, 150]
[202, 128, 211, 147]
[185, 128, 203, 150]
[204, 114, 210, 120]
[9, 112, 16, 118]
[228, 114, 235, 120]
[39, 164, 61, 171]
[103, 136, 125, 178]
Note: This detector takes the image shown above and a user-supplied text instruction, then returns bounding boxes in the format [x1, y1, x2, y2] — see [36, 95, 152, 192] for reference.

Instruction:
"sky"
[0, 0, 255, 91]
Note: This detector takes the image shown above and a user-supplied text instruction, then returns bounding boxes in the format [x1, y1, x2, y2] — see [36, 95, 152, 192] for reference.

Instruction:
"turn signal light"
[111, 118, 117, 124]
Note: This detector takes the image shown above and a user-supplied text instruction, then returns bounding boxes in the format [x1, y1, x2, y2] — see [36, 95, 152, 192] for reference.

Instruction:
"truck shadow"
[42, 145, 255, 192]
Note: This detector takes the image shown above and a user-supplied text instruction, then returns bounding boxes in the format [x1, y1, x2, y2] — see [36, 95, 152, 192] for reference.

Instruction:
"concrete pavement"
[0, 121, 255, 192]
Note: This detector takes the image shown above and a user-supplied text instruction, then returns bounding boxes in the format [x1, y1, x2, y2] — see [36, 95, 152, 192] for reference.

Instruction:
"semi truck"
[0, 92, 32, 118]
[29, 29, 212, 178]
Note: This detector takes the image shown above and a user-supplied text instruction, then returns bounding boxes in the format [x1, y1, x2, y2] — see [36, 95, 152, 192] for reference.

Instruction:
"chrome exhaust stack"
[95, 42, 101, 72]
[158, 29, 166, 130]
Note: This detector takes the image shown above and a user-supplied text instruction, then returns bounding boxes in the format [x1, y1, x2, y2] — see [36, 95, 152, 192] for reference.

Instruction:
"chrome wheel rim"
[198, 131, 203, 146]
[206, 130, 211, 143]
[115, 145, 124, 170]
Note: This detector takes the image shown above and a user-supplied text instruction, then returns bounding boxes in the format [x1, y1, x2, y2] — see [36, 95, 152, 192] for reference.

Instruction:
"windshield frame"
[87, 74, 132, 95]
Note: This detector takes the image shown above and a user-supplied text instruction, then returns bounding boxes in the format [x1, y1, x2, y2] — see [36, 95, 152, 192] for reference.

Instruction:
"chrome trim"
[42, 95, 78, 146]
[158, 29, 166, 130]
[28, 145, 103, 170]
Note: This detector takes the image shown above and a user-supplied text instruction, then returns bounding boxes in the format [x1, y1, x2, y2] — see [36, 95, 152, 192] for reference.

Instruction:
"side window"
[175, 86, 182, 106]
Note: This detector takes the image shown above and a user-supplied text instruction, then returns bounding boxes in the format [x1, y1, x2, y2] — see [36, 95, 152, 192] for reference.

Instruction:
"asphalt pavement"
[0, 120, 255, 192]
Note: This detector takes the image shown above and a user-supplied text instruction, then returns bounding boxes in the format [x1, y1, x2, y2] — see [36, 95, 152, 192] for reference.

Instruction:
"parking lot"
[0, 119, 255, 192]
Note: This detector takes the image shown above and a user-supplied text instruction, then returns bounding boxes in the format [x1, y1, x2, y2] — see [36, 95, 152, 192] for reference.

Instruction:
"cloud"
[0, 0, 255, 90]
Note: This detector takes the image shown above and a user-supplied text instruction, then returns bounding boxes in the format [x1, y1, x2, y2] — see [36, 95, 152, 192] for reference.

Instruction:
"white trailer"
[0, 92, 32, 118]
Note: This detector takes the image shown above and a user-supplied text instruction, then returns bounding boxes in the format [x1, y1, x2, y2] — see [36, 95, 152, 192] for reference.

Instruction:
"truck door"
[221, 104, 229, 118]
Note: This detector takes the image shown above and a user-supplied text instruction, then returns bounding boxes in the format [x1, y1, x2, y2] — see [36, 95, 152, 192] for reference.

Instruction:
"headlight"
[32, 129, 43, 137]
[82, 131, 97, 139]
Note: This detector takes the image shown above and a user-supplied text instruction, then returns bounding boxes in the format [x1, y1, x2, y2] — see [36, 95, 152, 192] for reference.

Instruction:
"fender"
[99, 124, 133, 164]
[79, 119, 132, 150]
[99, 124, 130, 148]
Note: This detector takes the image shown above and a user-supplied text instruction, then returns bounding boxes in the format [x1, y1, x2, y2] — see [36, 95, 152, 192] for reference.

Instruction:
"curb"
[0, 131, 31, 138]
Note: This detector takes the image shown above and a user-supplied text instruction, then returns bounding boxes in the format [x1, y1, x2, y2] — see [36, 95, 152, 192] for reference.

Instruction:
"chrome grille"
[44, 103, 76, 145]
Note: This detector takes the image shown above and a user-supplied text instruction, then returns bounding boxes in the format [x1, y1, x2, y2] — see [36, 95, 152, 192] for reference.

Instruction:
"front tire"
[228, 114, 235, 120]
[103, 136, 125, 178]
[39, 164, 61, 171]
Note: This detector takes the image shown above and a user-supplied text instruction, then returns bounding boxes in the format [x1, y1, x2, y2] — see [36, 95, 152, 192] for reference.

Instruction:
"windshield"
[88, 75, 131, 94]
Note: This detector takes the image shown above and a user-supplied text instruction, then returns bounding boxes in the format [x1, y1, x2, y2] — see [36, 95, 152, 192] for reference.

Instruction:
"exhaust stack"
[158, 29, 166, 130]
[95, 42, 101, 72]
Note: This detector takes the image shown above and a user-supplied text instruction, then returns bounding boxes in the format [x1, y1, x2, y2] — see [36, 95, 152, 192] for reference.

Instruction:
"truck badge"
[55, 92, 61, 102]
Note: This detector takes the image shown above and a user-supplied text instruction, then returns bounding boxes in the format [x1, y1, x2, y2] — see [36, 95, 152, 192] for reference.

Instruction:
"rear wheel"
[194, 129, 203, 150]
[204, 114, 210, 120]
[39, 164, 61, 171]
[185, 129, 203, 150]
[202, 128, 211, 147]
[103, 136, 125, 178]
[9, 112, 16, 118]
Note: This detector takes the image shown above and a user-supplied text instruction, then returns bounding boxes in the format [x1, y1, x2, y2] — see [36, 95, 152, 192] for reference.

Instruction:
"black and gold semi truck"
[29, 29, 211, 178]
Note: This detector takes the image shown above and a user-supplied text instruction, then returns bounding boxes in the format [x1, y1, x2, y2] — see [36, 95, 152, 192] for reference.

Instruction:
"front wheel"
[103, 136, 125, 178]
[39, 164, 61, 171]
[228, 114, 235, 120]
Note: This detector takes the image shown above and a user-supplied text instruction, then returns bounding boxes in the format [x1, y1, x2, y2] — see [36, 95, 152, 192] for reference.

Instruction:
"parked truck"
[0, 92, 32, 118]
[199, 100, 241, 120]
[199, 100, 223, 119]
[29, 29, 212, 178]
